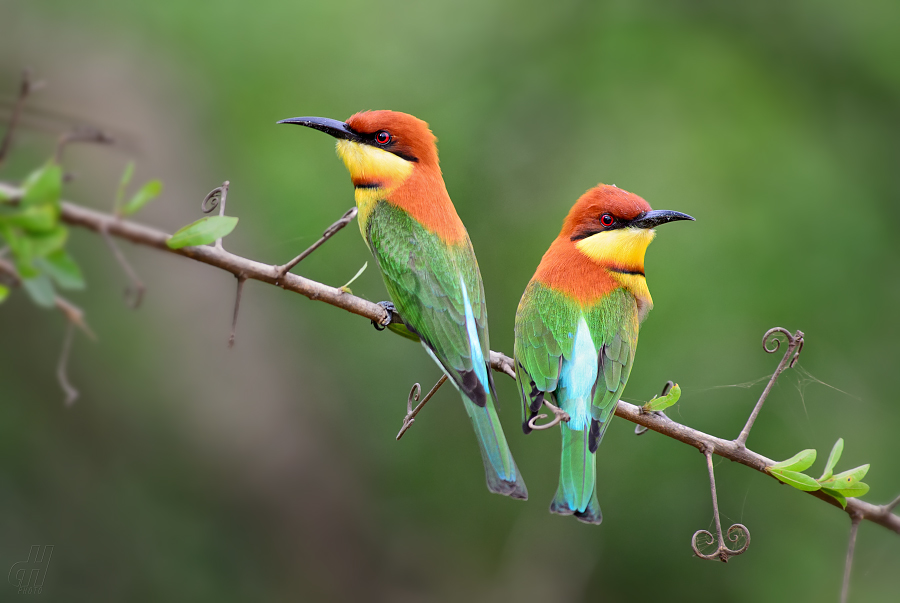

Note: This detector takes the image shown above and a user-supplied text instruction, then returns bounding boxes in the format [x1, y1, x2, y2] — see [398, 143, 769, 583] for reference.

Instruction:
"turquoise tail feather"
[462, 394, 528, 500]
[550, 423, 602, 524]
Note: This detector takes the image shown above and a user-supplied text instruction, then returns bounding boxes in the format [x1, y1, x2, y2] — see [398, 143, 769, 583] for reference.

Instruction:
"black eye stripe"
[355, 129, 418, 161]
[569, 212, 630, 241]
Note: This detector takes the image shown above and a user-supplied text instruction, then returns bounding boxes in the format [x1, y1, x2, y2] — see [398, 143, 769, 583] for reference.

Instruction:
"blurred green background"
[2, 0, 899, 601]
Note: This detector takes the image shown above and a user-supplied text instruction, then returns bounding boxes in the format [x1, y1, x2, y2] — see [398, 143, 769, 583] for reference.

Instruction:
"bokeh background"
[2, 1, 899, 601]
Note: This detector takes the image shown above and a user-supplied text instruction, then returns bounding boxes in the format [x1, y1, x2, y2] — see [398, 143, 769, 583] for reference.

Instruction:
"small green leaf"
[768, 467, 821, 491]
[21, 274, 56, 308]
[819, 464, 869, 489]
[818, 438, 844, 481]
[116, 161, 135, 208]
[339, 261, 367, 293]
[831, 482, 870, 498]
[167, 215, 238, 249]
[21, 163, 62, 207]
[37, 249, 85, 290]
[29, 225, 68, 257]
[821, 488, 848, 509]
[10, 235, 37, 278]
[122, 180, 162, 215]
[2, 203, 60, 232]
[642, 383, 681, 412]
[0, 284, 9, 303]
[770, 449, 817, 473]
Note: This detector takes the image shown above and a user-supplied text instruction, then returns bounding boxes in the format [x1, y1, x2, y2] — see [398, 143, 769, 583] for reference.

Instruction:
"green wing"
[366, 201, 494, 405]
[513, 282, 573, 428]
[583, 295, 639, 448]
[514, 282, 639, 440]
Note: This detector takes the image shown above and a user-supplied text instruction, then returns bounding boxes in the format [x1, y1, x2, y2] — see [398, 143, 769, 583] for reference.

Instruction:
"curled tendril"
[396, 375, 448, 441]
[692, 529, 716, 553]
[527, 399, 570, 431]
[407, 383, 422, 412]
[692, 524, 751, 562]
[762, 327, 804, 367]
[762, 327, 792, 353]
[726, 524, 751, 554]
[202, 185, 225, 213]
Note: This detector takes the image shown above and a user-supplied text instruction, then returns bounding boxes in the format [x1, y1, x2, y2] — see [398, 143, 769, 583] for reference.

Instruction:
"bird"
[278, 110, 527, 499]
[513, 184, 693, 522]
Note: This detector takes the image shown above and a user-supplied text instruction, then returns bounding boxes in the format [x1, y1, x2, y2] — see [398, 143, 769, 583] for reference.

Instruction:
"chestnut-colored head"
[561, 185, 693, 271]
[278, 110, 467, 243]
[534, 184, 693, 314]
[561, 184, 654, 241]
[344, 110, 439, 166]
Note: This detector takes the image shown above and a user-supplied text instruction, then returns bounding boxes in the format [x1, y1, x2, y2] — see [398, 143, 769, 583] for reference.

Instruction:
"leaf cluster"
[0, 161, 163, 308]
[0, 162, 81, 306]
[767, 439, 870, 508]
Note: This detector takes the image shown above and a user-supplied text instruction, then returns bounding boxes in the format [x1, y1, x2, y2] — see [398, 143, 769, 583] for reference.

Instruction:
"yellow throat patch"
[575, 227, 656, 317]
[335, 140, 414, 231]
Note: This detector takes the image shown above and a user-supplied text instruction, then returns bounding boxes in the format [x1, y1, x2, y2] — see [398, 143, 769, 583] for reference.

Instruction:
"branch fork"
[273, 206, 357, 285]
[735, 327, 804, 448]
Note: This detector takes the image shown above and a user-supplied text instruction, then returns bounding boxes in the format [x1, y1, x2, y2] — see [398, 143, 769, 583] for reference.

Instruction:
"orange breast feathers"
[388, 166, 468, 244]
[532, 237, 621, 305]
[532, 184, 656, 307]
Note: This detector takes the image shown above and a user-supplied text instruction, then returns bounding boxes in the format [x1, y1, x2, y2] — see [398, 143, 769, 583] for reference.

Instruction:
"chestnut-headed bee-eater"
[278, 111, 527, 499]
[514, 184, 693, 522]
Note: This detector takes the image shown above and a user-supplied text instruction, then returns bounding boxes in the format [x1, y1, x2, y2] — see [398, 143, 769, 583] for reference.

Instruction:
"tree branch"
[1, 179, 897, 536]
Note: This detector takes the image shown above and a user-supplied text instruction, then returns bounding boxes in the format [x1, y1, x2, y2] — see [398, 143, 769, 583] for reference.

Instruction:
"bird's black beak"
[276, 116, 364, 142]
[630, 210, 695, 229]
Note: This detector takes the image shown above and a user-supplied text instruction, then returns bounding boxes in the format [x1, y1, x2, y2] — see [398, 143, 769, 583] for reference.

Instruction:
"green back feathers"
[514, 281, 639, 434]
[366, 200, 493, 404]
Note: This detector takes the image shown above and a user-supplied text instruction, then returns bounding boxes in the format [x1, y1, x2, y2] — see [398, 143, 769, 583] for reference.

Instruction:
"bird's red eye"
[600, 213, 614, 227]
[375, 131, 391, 145]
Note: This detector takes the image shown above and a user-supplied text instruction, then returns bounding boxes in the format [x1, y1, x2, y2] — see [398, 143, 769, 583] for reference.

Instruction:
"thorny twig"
[842, 494, 900, 601]
[886, 494, 900, 513]
[735, 327, 804, 448]
[0, 69, 43, 167]
[396, 375, 448, 440]
[0, 257, 92, 403]
[229, 274, 247, 348]
[54, 295, 95, 340]
[57, 321, 78, 405]
[691, 446, 750, 562]
[841, 514, 862, 603]
[54, 126, 114, 164]
[100, 226, 145, 308]
[273, 207, 358, 284]
[0, 180, 897, 538]
[0, 257, 93, 337]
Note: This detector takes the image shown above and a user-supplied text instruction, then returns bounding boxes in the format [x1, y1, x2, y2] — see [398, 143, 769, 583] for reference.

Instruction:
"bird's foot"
[372, 300, 395, 331]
